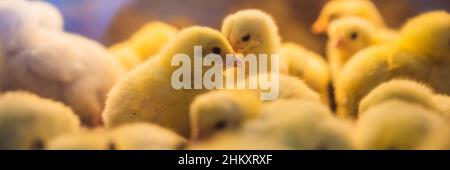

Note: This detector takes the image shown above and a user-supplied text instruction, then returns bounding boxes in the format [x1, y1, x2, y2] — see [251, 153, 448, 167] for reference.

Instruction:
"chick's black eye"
[350, 32, 358, 40]
[214, 120, 227, 130]
[212, 47, 221, 54]
[241, 34, 251, 42]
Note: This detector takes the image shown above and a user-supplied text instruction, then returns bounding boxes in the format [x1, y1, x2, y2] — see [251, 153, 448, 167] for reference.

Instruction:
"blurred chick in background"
[326, 17, 397, 83]
[0, 91, 80, 150]
[30, 0, 64, 31]
[103, 27, 236, 138]
[221, 9, 331, 105]
[0, 0, 124, 126]
[335, 11, 450, 118]
[356, 100, 449, 150]
[109, 22, 178, 71]
[312, 0, 387, 34]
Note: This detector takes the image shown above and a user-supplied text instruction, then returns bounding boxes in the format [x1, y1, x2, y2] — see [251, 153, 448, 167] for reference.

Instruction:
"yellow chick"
[109, 22, 177, 71]
[359, 79, 438, 115]
[103, 26, 236, 138]
[0, 91, 80, 149]
[355, 100, 448, 150]
[251, 99, 354, 150]
[109, 123, 187, 150]
[335, 11, 450, 118]
[280, 42, 331, 105]
[222, 9, 331, 105]
[47, 129, 112, 150]
[109, 43, 142, 71]
[189, 89, 261, 140]
[312, 0, 386, 34]
[327, 17, 397, 83]
[433, 94, 450, 119]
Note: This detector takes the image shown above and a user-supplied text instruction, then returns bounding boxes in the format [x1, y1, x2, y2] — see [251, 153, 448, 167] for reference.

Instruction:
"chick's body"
[103, 27, 236, 138]
[356, 100, 448, 150]
[110, 22, 177, 71]
[0, 1, 124, 126]
[0, 91, 80, 149]
[336, 11, 450, 118]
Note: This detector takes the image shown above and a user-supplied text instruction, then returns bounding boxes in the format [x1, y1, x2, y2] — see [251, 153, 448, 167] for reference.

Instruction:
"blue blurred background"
[46, 0, 450, 54]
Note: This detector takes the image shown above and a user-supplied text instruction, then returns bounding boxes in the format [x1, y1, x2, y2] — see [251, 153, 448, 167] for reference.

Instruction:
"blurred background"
[46, 0, 450, 55]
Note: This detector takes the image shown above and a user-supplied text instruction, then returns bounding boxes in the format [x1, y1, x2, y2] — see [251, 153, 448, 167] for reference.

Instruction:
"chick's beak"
[312, 19, 328, 34]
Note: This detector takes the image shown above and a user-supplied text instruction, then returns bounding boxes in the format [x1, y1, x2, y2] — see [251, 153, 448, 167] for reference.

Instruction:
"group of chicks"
[0, 0, 449, 150]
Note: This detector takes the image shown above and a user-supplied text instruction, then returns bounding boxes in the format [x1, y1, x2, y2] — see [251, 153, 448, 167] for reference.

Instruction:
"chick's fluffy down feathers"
[0, 91, 80, 149]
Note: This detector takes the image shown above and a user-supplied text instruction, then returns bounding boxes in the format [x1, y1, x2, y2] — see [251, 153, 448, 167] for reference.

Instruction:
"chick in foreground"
[29, 0, 64, 31]
[103, 27, 236, 138]
[0, 1, 124, 126]
[110, 22, 177, 71]
[312, 0, 386, 34]
[110, 123, 187, 150]
[335, 11, 450, 118]
[356, 100, 448, 150]
[0, 91, 80, 150]
[47, 129, 111, 150]
[221, 9, 331, 105]
[327, 17, 397, 82]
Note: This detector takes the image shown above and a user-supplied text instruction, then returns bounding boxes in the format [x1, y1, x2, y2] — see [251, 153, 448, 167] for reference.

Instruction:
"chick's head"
[221, 9, 281, 55]
[328, 17, 375, 53]
[160, 26, 236, 72]
[189, 90, 260, 140]
[397, 11, 450, 62]
[313, 0, 384, 34]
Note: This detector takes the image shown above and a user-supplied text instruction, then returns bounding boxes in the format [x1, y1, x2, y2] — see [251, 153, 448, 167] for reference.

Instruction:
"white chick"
[0, 1, 124, 126]
[327, 17, 397, 82]
[335, 11, 450, 118]
[356, 100, 448, 150]
[0, 91, 80, 150]
[102, 26, 236, 138]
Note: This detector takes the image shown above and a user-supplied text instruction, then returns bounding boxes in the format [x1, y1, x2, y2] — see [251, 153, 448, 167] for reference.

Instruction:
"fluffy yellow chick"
[189, 89, 261, 140]
[222, 9, 331, 105]
[335, 11, 450, 118]
[47, 129, 112, 150]
[280, 42, 331, 105]
[327, 17, 397, 82]
[103, 27, 236, 138]
[359, 79, 438, 115]
[109, 43, 142, 71]
[109, 123, 187, 150]
[0, 91, 80, 149]
[109, 22, 177, 70]
[355, 100, 448, 150]
[433, 94, 450, 119]
[312, 0, 386, 34]
[251, 99, 355, 149]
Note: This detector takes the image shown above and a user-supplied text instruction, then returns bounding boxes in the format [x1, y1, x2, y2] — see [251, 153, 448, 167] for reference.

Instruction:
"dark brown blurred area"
[50, 0, 450, 55]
